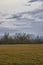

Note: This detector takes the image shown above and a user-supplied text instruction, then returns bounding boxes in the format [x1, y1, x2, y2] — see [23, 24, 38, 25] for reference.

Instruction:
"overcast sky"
[0, 0, 43, 36]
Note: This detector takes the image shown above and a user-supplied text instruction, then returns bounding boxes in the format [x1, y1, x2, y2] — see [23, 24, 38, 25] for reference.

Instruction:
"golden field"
[0, 44, 43, 65]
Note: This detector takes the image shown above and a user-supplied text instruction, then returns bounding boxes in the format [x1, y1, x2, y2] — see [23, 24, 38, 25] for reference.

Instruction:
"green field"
[0, 44, 43, 65]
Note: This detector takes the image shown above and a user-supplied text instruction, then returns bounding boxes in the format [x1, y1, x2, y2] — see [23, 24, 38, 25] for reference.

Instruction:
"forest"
[0, 32, 43, 44]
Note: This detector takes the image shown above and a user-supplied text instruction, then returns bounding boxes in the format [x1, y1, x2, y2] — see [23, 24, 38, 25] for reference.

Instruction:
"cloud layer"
[0, 0, 43, 36]
[29, 0, 43, 3]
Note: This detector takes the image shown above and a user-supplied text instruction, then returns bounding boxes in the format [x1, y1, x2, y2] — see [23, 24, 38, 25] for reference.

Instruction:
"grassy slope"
[0, 44, 43, 65]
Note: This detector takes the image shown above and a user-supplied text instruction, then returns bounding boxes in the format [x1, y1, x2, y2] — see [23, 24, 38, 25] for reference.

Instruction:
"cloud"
[20, 8, 43, 22]
[0, 0, 43, 36]
[7, 14, 22, 20]
[28, 0, 43, 3]
[3, 7, 43, 30]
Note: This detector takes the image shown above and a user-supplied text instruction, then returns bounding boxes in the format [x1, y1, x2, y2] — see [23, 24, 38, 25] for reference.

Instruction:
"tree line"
[0, 32, 43, 44]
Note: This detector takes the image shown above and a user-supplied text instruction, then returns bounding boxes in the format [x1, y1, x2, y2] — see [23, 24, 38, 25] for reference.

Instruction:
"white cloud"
[0, 0, 42, 12]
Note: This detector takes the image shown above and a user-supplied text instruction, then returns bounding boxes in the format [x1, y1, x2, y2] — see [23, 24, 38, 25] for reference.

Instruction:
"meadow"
[0, 44, 43, 65]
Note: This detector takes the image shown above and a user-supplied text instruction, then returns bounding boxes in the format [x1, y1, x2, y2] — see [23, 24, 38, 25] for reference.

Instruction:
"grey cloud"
[0, 10, 43, 36]
[34, 13, 43, 20]
[39, 16, 43, 19]
[7, 14, 22, 20]
[18, 8, 43, 15]
[2, 6, 43, 23]
[0, 22, 3, 24]
[25, 4, 31, 6]
[21, 8, 43, 21]
[13, 23, 26, 26]
[25, 9, 43, 15]
[0, 21, 4, 24]
[6, 8, 43, 22]
[28, 0, 43, 3]
[7, 12, 34, 21]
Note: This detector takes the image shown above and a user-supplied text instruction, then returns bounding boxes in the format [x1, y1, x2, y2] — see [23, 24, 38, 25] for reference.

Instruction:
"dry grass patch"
[0, 44, 43, 65]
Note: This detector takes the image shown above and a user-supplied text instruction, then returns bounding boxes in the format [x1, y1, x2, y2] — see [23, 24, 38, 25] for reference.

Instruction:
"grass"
[0, 44, 43, 65]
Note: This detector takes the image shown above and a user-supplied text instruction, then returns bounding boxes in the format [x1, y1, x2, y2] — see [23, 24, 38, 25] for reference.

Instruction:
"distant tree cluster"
[0, 32, 43, 44]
